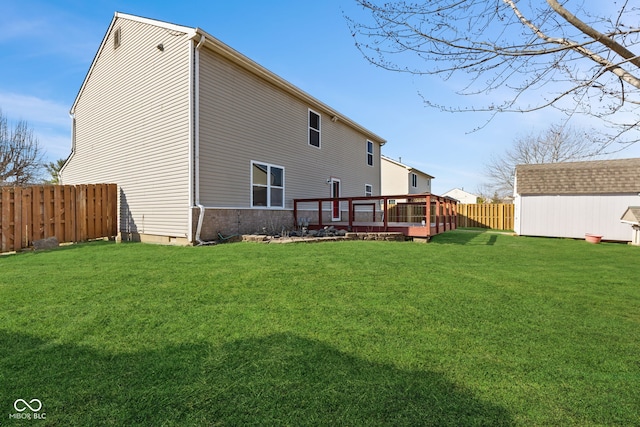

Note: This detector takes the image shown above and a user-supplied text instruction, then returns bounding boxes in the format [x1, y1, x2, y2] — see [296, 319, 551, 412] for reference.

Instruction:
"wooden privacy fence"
[458, 203, 514, 230]
[1, 184, 117, 253]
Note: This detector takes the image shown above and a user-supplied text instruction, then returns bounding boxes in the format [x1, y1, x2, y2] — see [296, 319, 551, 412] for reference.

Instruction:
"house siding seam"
[60, 16, 192, 238]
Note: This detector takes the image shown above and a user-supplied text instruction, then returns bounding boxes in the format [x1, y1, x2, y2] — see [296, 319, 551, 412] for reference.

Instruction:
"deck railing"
[293, 194, 457, 237]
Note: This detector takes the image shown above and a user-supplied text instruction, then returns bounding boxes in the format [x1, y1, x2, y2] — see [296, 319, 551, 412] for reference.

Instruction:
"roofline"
[115, 12, 196, 35]
[381, 155, 434, 178]
[443, 188, 479, 196]
[515, 157, 640, 170]
[192, 27, 386, 144]
[70, 12, 387, 145]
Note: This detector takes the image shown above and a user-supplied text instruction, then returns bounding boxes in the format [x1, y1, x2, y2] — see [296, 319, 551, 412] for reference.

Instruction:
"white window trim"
[366, 140, 374, 167]
[365, 184, 373, 197]
[411, 173, 418, 188]
[308, 109, 321, 149]
[251, 161, 285, 208]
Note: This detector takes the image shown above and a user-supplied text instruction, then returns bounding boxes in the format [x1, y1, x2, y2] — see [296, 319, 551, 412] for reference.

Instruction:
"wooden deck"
[293, 193, 457, 238]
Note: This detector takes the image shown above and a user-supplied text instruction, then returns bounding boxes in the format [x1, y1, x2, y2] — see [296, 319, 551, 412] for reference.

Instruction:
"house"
[513, 158, 640, 241]
[442, 188, 479, 204]
[381, 155, 433, 196]
[60, 12, 386, 244]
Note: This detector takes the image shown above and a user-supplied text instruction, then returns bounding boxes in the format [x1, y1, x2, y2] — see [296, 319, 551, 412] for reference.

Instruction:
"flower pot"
[585, 233, 602, 244]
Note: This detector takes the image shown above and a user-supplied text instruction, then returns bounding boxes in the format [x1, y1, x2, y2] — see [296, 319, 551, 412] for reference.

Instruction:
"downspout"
[193, 34, 212, 245]
[58, 112, 76, 184]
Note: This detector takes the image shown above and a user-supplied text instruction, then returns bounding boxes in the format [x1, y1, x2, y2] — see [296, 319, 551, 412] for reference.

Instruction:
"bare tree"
[349, 1, 640, 151]
[0, 109, 45, 185]
[484, 124, 595, 196]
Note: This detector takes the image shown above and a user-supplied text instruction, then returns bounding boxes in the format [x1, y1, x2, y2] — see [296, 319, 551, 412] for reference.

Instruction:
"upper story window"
[309, 109, 320, 148]
[366, 140, 374, 166]
[114, 27, 122, 49]
[411, 173, 418, 188]
[252, 161, 284, 208]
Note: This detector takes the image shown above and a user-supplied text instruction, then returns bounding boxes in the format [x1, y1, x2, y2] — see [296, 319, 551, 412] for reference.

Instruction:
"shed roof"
[515, 158, 640, 195]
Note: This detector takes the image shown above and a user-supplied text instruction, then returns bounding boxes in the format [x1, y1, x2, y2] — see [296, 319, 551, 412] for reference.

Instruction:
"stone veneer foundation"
[193, 208, 295, 242]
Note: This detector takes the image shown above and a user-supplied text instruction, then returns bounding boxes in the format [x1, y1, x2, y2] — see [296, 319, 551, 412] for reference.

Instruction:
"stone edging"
[242, 232, 405, 244]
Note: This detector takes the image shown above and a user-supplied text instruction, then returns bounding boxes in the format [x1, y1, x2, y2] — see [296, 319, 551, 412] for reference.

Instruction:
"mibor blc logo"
[9, 399, 46, 420]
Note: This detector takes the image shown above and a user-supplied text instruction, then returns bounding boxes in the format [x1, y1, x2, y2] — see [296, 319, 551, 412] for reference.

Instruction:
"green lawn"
[1, 231, 639, 426]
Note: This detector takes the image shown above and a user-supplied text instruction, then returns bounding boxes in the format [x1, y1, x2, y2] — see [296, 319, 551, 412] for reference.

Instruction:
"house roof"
[442, 188, 478, 198]
[515, 158, 640, 195]
[381, 155, 434, 179]
[71, 12, 386, 145]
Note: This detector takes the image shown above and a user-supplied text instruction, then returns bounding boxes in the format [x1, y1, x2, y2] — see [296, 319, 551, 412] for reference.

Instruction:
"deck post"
[318, 200, 323, 228]
[348, 198, 353, 230]
[383, 197, 388, 231]
[449, 200, 454, 230]
[293, 200, 298, 228]
[453, 201, 457, 229]
[435, 197, 441, 234]
[425, 194, 431, 236]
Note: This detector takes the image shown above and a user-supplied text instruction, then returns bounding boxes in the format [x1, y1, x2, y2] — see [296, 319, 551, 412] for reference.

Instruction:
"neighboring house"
[381, 155, 433, 196]
[442, 188, 479, 204]
[514, 158, 640, 241]
[60, 12, 386, 244]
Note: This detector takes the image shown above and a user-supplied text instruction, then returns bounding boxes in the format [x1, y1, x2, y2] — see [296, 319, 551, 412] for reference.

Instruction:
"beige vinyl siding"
[381, 157, 432, 195]
[198, 46, 381, 208]
[381, 158, 409, 195]
[61, 17, 192, 237]
[411, 173, 431, 194]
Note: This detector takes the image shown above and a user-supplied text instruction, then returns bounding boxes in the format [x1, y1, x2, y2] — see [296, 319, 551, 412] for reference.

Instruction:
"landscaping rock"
[33, 236, 59, 251]
[242, 234, 268, 242]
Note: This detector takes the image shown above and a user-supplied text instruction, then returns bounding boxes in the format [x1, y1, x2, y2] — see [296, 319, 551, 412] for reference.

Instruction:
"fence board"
[0, 184, 117, 253]
[458, 203, 514, 230]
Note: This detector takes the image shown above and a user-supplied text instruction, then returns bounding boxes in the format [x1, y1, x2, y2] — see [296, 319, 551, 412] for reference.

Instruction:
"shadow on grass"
[3, 240, 115, 258]
[431, 229, 500, 246]
[1, 331, 513, 426]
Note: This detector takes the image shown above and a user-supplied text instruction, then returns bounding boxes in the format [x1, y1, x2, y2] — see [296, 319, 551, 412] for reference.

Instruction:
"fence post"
[21, 187, 31, 249]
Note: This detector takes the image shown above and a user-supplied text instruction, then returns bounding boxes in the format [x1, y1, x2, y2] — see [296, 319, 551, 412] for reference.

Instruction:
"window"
[365, 184, 372, 197]
[114, 27, 121, 49]
[309, 110, 320, 148]
[252, 161, 284, 208]
[366, 140, 374, 166]
[411, 173, 418, 188]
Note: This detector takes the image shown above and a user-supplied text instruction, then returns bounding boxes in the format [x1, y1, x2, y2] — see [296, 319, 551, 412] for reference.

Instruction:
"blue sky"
[2, 0, 639, 195]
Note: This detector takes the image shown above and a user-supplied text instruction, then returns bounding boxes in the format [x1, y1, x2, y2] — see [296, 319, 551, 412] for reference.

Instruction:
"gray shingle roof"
[515, 158, 640, 195]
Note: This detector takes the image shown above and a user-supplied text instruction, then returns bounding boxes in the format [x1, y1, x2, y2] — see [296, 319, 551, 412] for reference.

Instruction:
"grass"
[1, 231, 639, 426]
